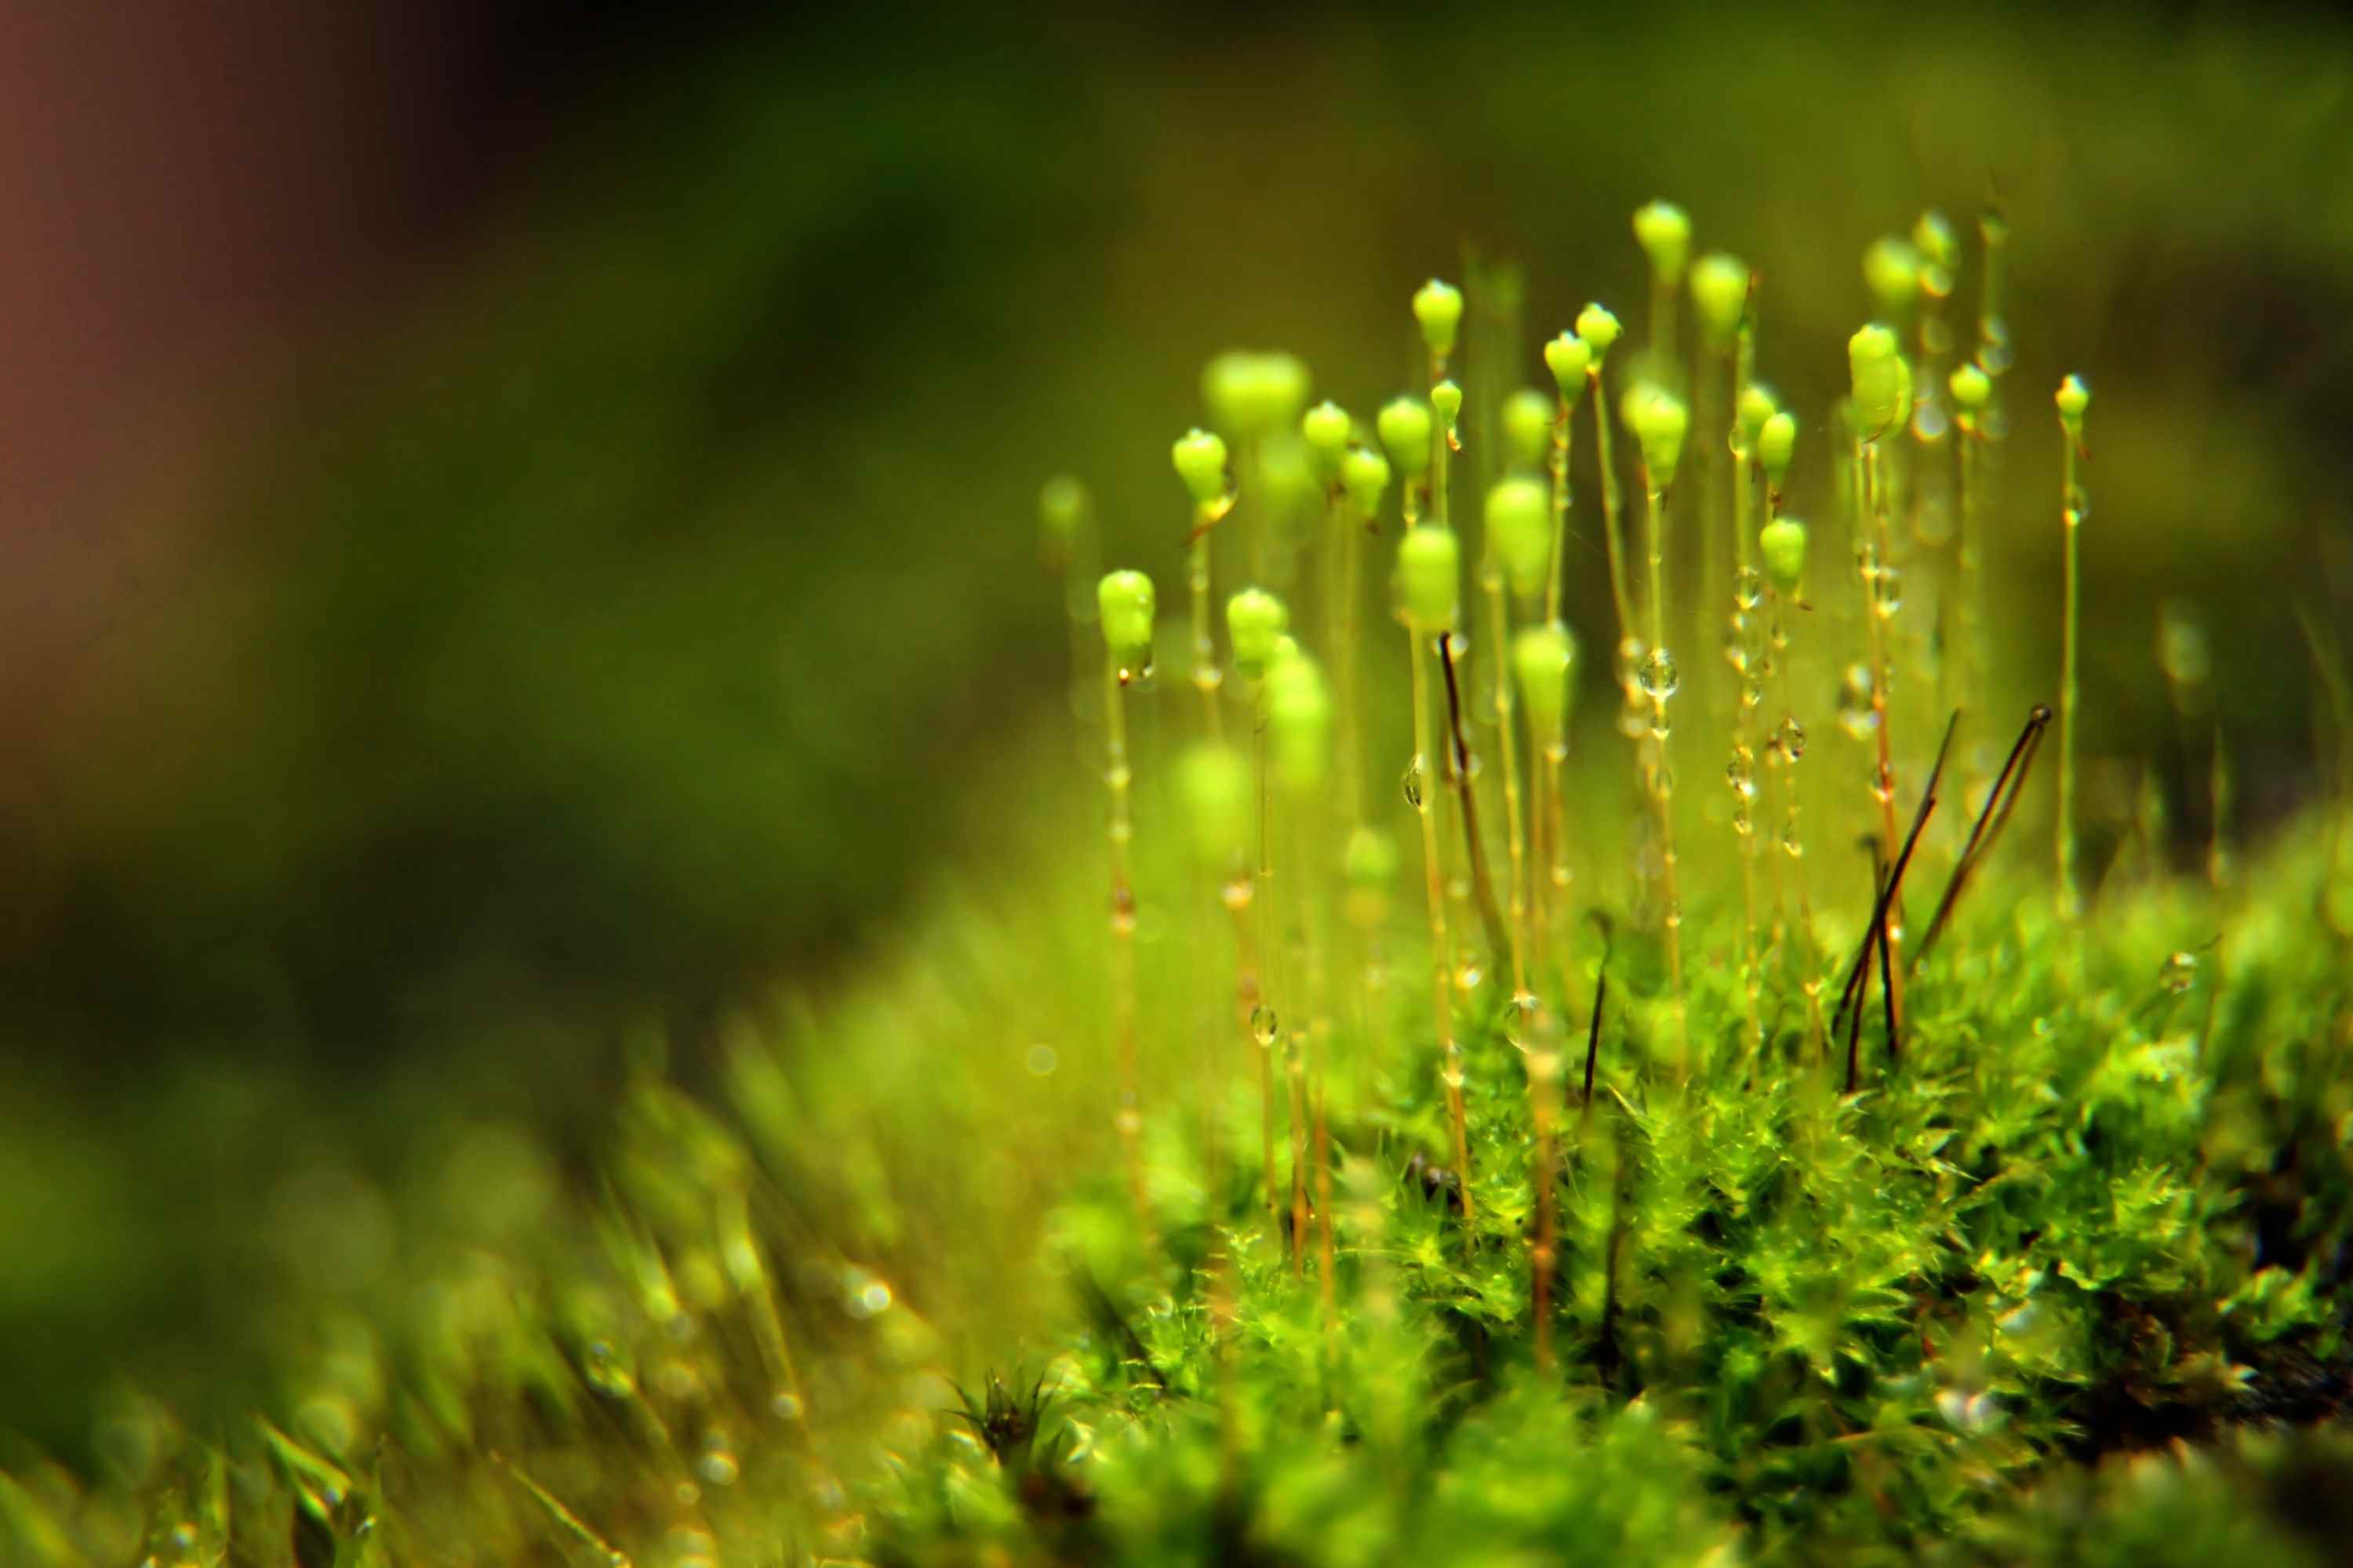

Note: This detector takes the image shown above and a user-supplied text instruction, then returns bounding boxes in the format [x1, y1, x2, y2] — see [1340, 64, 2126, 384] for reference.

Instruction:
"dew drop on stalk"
[1776, 715, 1807, 760]
[1780, 822, 1805, 859]
[1726, 747, 1757, 798]
[1873, 566, 1904, 617]
[1838, 664, 1878, 738]
[1251, 1005, 1279, 1047]
[1401, 756, 1425, 808]
[1980, 318, 2013, 375]
[1734, 567, 1763, 611]
[1638, 647, 1680, 700]
[2159, 951, 2198, 994]
[1453, 953, 1484, 993]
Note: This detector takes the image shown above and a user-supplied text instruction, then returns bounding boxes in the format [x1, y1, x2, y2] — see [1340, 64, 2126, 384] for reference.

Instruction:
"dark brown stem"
[1835, 712, 1959, 1040]
[1911, 704, 2053, 970]
[1437, 631, 1513, 961]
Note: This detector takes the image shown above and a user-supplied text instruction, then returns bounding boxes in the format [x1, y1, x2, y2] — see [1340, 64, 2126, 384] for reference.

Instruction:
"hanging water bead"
[1726, 747, 1757, 799]
[1734, 566, 1764, 612]
[1401, 755, 1426, 809]
[1838, 663, 1878, 738]
[1250, 1004, 1279, 1047]
[1776, 714, 1807, 760]
[2159, 951, 2198, 995]
[1638, 646, 1681, 700]
[1873, 564, 1904, 617]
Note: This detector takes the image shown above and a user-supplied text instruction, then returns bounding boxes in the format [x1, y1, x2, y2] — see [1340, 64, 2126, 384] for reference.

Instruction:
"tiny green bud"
[1486, 475, 1551, 600]
[2055, 373, 2090, 431]
[1574, 303, 1622, 358]
[1172, 427, 1229, 508]
[1377, 396, 1435, 478]
[1177, 744, 1249, 864]
[1502, 389, 1553, 470]
[1267, 648, 1333, 792]
[1689, 253, 1748, 350]
[1543, 332, 1591, 402]
[1342, 445, 1391, 518]
[1398, 525, 1461, 630]
[1098, 569, 1155, 656]
[1226, 588, 1289, 677]
[1758, 410, 1797, 483]
[1413, 278, 1465, 360]
[1631, 200, 1692, 282]
[1302, 400, 1352, 475]
[1431, 379, 1463, 431]
[1862, 237, 1922, 322]
[1758, 516, 1809, 591]
[1202, 351, 1311, 438]
[1512, 620, 1577, 744]
[1949, 362, 1991, 411]
[1627, 387, 1690, 489]
[1737, 384, 1779, 444]
[1848, 324, 1904, 440]
[1344, 824, 1400, 890]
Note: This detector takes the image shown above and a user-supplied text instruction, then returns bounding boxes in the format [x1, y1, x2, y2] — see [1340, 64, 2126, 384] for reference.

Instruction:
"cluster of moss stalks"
[8, 202, 2353, 1568]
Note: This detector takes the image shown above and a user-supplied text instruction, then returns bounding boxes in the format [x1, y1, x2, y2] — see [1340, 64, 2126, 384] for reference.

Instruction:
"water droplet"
[1980, 318, 2013, 375]
[2159, 951, 2198, 995]
[1873, 566, 1904, 617]
[1776, 715, 1807, 761]
[1453, 955, 1484, 993]
[698, 1447, 740, 1489]
[1401, 757, 1425, 808]
[1221, 873, 1253, 911]
[1733, 803, 1752, 837]
[1025, 1043, 1058, 1075]
[1726, 746, 1756, 798]
[1108, 885, 1137, 935]
[1638, 647, 1680, 700]
[1838, 664, 1878, 739]
[1911, 400, 1950, 442]
[773, 1391, 806, 1422]
[842, 1267, 893, 1319]
[1870, 760, 1895, 805]
[1722, 622, 1748, 673]
[1733, 567, 1764, 611]
[1251, 1005, 1279, 1047]
[1780, 822, 1804, 859]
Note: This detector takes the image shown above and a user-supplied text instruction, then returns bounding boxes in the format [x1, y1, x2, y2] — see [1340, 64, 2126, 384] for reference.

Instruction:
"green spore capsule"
[1543, 332, 1592, 402]
[1574, 303, 1623, 358]
[1377, 396, 1435, 478]
[1628, 387, 1690, 489]
[1689, 253, 1749, 351]
[1431, 379, 1463, 433]
[1177, 744, 1249, 864]
[2056, 373, 2090, 434]
[1502, 389, 1553, 469]
[1302, 400, 1353, 476]
[1202, 351, 1311, 438]
[1758, 410, 1797, 484]
[1632, 200, 1692, 282]
[1949, 362, 1991, 412]
[1173, 427, 1230, 508]
[1413, 278, 1466, 360]
[1098, 570, 1156, 664]
[1848, 324, 1905, 440]
[1343, 446, 1392, 518]
[1512, 620, 1578, 744]
[1759, 516, 1809, 591]
[1267, 648, 1333, 792]
[1398, 525, 1461, 630]
[1863, 237, 1922, 322]
[1487, 475, 1551, 600]
[1227, 588, 1289, 678]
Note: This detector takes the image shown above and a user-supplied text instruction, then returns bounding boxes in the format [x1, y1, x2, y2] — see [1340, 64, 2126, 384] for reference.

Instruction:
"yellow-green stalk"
[1097, 569, 1159, 1242]
[1760, 507, 1827, 1052]
[2056, 373, 2091, 921]
[1633, 201, 1691, 379]
[1849, 325, 1911, 1028]
[1230, 587, 1290, 1242]
[1398, 521, 1476, 1223]
[1628, 385, 1693, 1059]
[1950, 362, 1992, 766]
[1173, 429, 1234, 740]
[1039, 475, 1098, 723]
[1486, 474, 1551, 1006]
[1514, 619, 1576, 1369]
[1542, 331, 1592, 630]
[1577, 304, 1643, 734]
[1268, 642, 1334, 1293]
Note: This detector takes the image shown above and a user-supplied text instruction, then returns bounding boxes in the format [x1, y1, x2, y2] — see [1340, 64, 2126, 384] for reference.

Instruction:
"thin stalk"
[1771, 589, 1827, 1053]
[1438, 633, 1512, 961]
[2058, 436, 2082, 922]
[1590, 364, 1644, 727]
[1409, 634, 1476, 1226]
[1526, 1004, 1562, 1373]
[1546, 395, 1576, 628]
[1104, 657, 1155, 1246]
[1486, 571, 1531, 1005]
[1224, 879, 1278, 1241]
[1337, 493, 1366, 831]
[1641, 478, 1690, 1060]
[1191, 518, 1225, 742]
[1728, 348, 1762, 1062]
[1861, 444, 1907, 1029]
[1253, 686, 1286, 1251]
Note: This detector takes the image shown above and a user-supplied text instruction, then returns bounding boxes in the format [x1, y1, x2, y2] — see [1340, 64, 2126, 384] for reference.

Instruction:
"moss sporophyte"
[32, 195, 2353, 1568]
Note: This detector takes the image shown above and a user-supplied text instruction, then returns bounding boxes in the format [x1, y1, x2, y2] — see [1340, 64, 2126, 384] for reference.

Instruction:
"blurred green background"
[2, 1, 2348, 1461]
